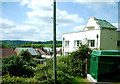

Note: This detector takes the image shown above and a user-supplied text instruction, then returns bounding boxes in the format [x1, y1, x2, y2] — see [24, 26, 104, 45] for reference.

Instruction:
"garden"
[1, 44, 92, 83]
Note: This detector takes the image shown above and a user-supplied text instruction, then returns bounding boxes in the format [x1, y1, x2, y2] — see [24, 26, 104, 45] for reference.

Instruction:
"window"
[65, 41, 69, 47]
[88, 40, 95, 47]
[65, 52, 69, 55]
[74, 40, 81, 47]
[117, 41, 120, 46]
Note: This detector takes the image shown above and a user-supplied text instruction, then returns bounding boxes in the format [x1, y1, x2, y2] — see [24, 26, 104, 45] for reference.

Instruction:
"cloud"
[26, 11, 53, 24]
[2, 0, 118, 41]
[20, 0, 84, 40]
[57, 9, 84, 26]
[23, 0, 84, 26]
[1, 18, 43, 41]
[71, 25, 85, 31]
[21, 0, 53, 11]
[0, 18, 16, 28]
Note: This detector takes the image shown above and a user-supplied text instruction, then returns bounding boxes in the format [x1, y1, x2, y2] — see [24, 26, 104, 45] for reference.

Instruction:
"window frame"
[88, 40, 95, 47]
[65, 41, 69, 47]
[117, 40, 120, 46]
[74, 40, 81, 47]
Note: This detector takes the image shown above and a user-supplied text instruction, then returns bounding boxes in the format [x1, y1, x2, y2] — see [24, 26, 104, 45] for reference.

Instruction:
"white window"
[74, 40, 81, 47]
[117, 41, 120, 46]
[65, 41, 69, 47]
[88, 40, 95, 47]
[65, 52, 69, 55]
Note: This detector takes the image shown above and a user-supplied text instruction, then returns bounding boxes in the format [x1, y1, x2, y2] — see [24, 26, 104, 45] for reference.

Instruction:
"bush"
[19, 49, 33, 62]
[57, 56, 70, 74]
[2, 74, 38, 83]
[33, 43, 91, 83]
[33, 63, 53, 82]
[2, 43, 92, 83]
[57, 71, 73, 84]
[2, 55, 34, 77]
[57, 43, 92, 77]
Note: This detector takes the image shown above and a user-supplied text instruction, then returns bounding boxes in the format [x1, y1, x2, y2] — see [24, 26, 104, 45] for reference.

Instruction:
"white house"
[62, 17, 120, 55]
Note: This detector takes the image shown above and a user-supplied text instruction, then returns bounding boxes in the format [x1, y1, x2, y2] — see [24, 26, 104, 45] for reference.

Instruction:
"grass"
[72, 77, 90, 83]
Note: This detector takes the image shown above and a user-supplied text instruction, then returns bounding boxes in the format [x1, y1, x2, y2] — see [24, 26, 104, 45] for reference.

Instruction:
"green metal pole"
[53, 0, 57, 83]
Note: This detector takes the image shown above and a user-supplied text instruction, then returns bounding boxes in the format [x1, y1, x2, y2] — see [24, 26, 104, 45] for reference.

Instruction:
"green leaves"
[2, 55, 34, 77]
[2, 43, 92, 83]
[19, 49, 33, 62]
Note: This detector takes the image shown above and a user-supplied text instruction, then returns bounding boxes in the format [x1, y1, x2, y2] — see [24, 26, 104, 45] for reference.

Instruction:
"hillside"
[0, 40, 62, 48]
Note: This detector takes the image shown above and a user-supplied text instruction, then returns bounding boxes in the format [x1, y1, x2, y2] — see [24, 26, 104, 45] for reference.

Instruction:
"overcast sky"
[0, 0, 119, 41]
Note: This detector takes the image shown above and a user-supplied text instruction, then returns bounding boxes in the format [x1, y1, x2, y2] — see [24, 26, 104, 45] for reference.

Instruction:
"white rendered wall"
[62, 29, 101, 55]
[84, 17, 100, 31]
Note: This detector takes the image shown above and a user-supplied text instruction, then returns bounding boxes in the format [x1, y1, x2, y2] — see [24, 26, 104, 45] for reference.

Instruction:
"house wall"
[84, 17, 100, 31]
[100, 29, 120, 50]
[62, 29, 101, 55]
[62, 17, 120, 55]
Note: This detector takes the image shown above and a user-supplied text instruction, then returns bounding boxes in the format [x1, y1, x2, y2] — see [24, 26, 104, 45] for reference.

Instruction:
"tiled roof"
[16, 48, 38, 55]
[95, 19, 117, 29]
[0, 48, 17, 58]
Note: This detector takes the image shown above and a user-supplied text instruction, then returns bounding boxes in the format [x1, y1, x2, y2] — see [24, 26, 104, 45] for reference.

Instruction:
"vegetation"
[18, 50, 33, 62]
[2, 55, 34, 77]
[0, 43, 11, 48]
[19, 44, 62, 48]
[2, 74, 38, 83]
[2, 43, 92, 83]
[0, 40, 62, 48]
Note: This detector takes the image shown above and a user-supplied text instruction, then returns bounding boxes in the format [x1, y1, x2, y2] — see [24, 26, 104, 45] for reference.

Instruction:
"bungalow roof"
[16, 47, 38, 55]
[0, 48, 17, 58]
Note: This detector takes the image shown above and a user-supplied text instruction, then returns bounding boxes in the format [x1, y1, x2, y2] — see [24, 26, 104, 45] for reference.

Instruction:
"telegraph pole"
[53, 0, 57, 83]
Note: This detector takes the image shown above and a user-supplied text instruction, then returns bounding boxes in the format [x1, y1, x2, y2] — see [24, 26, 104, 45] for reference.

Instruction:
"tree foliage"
[2, 74, 38, 83]
[0, 43, 11, 48]
[2, 55, 34, 77]
[18, 49, 33, 62]
[57, 43, 92, 77]
[2, 43, 92, 83]
[0, 40, 62, 48]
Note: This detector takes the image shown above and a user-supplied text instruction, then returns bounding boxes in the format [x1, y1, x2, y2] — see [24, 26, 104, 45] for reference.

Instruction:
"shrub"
[2, 55, 34, 77]
[2, 74, 38, 83]
[33, 43, 91, 83]
[33, 63, 53, 82]
[57, 43, 92, 77]
[57, 71, 73, 84]
[19, 49, 33, 62]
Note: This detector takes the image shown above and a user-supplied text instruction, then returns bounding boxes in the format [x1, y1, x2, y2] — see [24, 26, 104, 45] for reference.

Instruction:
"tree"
[19, 49, 33, 62]
[57, 43, 92, 78]
[2, 55, 34, 77]
[68, 43, 92, 78]
[0, 43, 11, 48]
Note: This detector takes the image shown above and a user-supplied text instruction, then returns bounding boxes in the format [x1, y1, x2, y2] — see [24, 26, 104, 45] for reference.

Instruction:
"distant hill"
[0, 40, 62, 48]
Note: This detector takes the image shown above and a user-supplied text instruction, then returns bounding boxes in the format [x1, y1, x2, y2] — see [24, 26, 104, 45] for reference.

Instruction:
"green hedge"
[2, 74, 38, 83]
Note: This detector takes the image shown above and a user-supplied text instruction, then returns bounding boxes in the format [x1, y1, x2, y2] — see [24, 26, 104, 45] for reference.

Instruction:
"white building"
[62, 17, 120, 55]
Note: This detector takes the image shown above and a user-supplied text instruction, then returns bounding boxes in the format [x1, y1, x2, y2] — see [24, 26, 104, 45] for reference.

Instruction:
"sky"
[0, 0, 119, 41]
